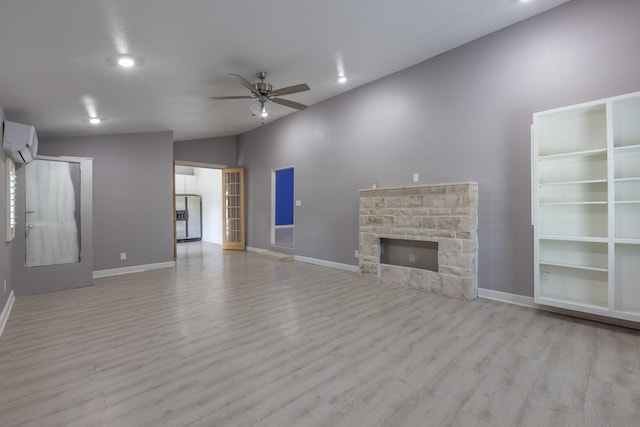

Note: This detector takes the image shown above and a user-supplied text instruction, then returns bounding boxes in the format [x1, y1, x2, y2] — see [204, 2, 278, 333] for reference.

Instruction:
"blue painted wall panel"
[275, 168, 294, 226]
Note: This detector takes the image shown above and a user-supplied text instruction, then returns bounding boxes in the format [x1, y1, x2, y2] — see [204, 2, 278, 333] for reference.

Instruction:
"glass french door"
[222, 168, 245, 250]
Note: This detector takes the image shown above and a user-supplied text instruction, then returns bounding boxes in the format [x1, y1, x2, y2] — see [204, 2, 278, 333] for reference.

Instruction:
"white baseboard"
[246, 246, 270, 254]
[293, 255, 359, 273]
[477, 288, 535, 308]
[0, 290, 15, 340]
[248, 247, 359, 273]
[93, 261, 176, 278]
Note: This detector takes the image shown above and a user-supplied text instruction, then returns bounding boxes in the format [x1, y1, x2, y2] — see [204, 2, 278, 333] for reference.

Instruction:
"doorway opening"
[272, 166, 294, 248]
[173, 162, 224, 257]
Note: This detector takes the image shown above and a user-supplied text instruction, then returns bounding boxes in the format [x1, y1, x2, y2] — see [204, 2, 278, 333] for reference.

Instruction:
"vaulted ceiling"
[0, 0, 571, 141]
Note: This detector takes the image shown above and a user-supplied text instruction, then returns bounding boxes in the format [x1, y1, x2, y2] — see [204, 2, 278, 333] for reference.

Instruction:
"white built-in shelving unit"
[532, 91, 640, 322]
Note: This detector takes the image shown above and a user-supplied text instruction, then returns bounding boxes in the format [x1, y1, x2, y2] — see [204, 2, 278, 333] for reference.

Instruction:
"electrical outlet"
[120, 252, 126, 260]
[295, 200, 302, 207]
[413, 173, 419, 183]
[355, 250, 359, 258]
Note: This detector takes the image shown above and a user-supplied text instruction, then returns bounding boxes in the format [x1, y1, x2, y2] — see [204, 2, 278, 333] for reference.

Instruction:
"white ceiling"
[0, 0, 571, 141]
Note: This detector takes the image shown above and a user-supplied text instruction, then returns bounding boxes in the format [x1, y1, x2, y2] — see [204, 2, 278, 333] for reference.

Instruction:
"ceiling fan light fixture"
[250, 100, 262, 116]
[250, 99, 273, 118]
[88, 117, 102, 125]
[117, 56, 136, 68]
[262, 99, 273, 117]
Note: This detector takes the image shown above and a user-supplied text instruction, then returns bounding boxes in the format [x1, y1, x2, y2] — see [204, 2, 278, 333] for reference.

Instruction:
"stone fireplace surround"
[358, 182, 478, 300]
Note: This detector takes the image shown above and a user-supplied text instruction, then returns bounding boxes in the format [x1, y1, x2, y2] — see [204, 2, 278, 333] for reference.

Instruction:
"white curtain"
[25, 159, 80, 267]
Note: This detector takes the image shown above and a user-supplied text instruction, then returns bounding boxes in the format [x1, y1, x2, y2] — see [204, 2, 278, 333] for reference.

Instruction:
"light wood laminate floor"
[1, 242, 639, 427]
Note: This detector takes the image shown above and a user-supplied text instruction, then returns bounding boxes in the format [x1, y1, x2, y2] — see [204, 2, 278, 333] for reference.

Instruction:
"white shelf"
[612, 310, 640, 321]
[614, 148, 640, 180]
[614, 144, 640, 152]
[536, 296, 609, 313]
[534, 91, 640, 323]
[540, 201, 607, 206]
[538, 154, 607, 184]
[539, 235, 608, 243]
[539, 179, 607, 187]
[539, 261, 607, 273]
[538, 148, 607, 160]
[615, 238, 640, 245]
[614, 177, 640, 182]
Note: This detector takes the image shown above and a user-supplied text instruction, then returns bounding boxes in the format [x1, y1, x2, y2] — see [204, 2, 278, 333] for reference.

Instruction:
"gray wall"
[237, 0, 640, 297]
[174, 136, 237, 167]
[0, 102, 12, 312]
[39, 131, 175, 271]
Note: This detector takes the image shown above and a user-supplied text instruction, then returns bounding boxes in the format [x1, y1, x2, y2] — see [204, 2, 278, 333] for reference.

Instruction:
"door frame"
[13, 155, 93, 295]
[173, 160, 227, 257]
[271, 165, 295, 248]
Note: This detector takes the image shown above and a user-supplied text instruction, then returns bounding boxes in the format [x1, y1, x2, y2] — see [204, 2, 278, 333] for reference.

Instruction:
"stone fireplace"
[358, 182, 478, 300]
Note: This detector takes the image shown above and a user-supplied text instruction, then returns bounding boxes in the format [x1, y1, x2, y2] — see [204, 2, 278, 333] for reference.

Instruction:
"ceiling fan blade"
[209, 96, 255, 100]
[272, 97, 308, 111]
[270, 83, 310, 97]
[228, 74, 258, 94]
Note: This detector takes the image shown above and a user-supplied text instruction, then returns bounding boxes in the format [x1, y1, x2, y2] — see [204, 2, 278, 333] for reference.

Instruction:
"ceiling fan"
[210, 72, 310, 118]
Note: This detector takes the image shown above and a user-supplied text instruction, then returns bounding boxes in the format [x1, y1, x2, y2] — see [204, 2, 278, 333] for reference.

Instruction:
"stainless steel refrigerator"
[176, 195, 202, 241]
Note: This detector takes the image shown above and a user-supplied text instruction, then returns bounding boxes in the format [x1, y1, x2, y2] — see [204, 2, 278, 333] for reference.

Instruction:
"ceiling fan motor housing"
[255, 82, 273, 95]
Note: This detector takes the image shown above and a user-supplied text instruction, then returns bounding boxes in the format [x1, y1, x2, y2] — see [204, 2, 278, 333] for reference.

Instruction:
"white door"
[17, 156, 93, 294]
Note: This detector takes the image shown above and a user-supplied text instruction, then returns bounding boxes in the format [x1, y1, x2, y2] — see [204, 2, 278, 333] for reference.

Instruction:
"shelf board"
[614, 144, 640, 152]
[536, 296, 608, 312]
[615, 200, 640, 204]
[615, 238, 640, 245]
[539, 261, 607, 272]
[540, 201, 607, 206]
[539, 148, 607, 159]
[539, 179, 607, 187]
[613, 309, 640, 317]
[538, 235, 608, 243]
[614, 177, 640, 183]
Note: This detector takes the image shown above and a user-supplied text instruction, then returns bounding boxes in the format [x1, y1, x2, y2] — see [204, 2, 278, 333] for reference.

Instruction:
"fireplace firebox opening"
[380, 238, 438, 272]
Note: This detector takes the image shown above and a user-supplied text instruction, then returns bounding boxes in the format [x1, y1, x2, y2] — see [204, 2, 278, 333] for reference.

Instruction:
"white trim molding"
[248, 248, 360, 273]
[93, 261, 176, 278]
[174, 160, 228, 169]
[0, 290, 15, 340]
[246, 246, 271, 255]
[293, 255, 359, 273]
[478, 288, 535, 308]
[478, 288, 640, 329]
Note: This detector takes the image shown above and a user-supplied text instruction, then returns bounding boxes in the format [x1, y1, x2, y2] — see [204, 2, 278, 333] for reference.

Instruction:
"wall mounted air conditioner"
[3, 120, 39, 164]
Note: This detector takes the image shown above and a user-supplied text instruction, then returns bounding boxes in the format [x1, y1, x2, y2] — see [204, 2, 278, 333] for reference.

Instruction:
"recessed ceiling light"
[89, 117, 101, 125]
[338, 76, 348, 84]
[117, 56, 136, 68]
